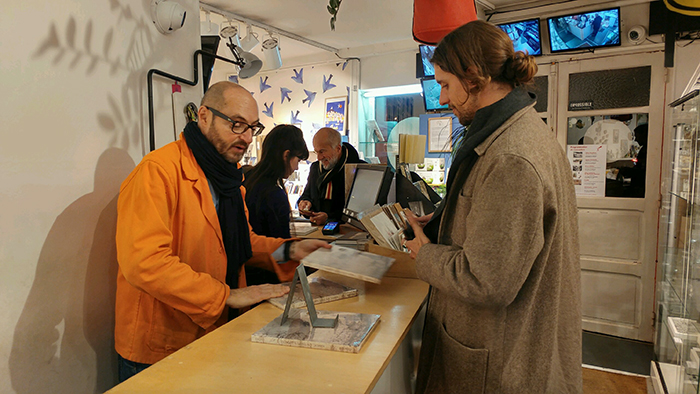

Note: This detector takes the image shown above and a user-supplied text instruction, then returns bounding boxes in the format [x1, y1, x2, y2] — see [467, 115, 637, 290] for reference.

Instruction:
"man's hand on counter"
[290, 239, 331, 261]
[226, 284, 290, 309]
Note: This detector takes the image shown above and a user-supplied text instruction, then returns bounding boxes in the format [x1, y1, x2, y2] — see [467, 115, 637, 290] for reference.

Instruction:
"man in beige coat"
[405, 21, 582, 394]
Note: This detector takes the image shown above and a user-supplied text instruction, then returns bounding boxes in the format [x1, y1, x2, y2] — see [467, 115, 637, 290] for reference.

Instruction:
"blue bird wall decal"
[291, 68, 304, 84]
[281, 87, 292, 103]
[260, 76, 272, 93]
[322, 74, 336, 93]
[302, 89, 317, 108]
[262, 102, 274, 118]
[291, 110, 302, 125]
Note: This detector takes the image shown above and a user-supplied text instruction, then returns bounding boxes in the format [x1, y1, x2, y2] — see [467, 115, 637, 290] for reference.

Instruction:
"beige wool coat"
[414, 104, 582, 394]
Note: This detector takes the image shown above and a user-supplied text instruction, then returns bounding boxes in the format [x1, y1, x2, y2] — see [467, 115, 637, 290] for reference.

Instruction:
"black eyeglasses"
[205, 106, 265, 136]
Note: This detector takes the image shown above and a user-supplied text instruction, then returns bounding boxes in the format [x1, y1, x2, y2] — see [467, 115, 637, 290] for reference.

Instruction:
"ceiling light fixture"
[261, 32, 282, 70]
[239, 24, 260, 52]
[220, 19, 240, 46]
[200, 10, 219, 35]
[362, 84, 423, 98]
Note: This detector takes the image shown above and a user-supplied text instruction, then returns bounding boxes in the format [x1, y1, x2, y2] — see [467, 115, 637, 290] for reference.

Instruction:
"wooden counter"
[107, 272, 429, 393]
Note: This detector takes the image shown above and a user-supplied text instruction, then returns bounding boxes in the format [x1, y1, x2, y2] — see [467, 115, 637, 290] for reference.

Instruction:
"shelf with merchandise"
[656, 89, 700, 394]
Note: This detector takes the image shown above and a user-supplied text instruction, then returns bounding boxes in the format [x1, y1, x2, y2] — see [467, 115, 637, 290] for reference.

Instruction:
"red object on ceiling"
[412, 0, 478, 45]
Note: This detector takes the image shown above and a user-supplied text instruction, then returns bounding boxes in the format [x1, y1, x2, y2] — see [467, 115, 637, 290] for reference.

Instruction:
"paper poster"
[568, 145, 606, 196]
[324, 97, 347, 134]
[428, 117, 452, 152]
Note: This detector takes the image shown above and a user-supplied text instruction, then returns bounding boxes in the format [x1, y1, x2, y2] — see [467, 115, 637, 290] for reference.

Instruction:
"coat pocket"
[424, 323, 489, 394]
[147, 302, 198, 354]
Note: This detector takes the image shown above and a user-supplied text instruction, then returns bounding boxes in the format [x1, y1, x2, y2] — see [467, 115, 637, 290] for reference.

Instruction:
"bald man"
[298, 128, 365, 225]
[114, 81, 328, 382]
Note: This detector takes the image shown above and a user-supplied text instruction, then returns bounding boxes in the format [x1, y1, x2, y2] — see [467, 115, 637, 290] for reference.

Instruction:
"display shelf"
[656, 89, 700, 394]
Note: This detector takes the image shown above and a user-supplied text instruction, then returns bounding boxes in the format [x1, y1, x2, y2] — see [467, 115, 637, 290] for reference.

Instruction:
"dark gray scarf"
[423, 88, 536, 242]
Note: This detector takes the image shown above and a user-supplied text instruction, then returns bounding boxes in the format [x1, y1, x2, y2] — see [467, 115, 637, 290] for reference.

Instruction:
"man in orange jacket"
[114, 81, 329, 382]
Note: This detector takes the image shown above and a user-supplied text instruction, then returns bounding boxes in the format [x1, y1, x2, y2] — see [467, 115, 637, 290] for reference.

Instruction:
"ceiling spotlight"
[226, 38, 262, 79]
[239, 24, 260, 52]
[151, 0, 187, 34]
[200, 11, 219, 36]
[262, 32, 282, 70]
[220, 20, 240, 46]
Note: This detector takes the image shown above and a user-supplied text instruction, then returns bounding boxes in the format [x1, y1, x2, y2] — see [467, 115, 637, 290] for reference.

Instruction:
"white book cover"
[301, 245, 395, 284]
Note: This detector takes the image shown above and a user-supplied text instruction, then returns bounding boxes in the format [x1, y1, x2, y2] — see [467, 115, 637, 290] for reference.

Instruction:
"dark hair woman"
[243, 124, 309, 285]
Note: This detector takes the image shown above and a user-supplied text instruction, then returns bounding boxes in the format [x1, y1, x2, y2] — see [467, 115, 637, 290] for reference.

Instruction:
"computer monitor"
[547, 7, 621, 53]
[420, 78, 449, 112]
[497, 18, 542, 56]
[418, 45, 436, 78]
[342, 165, 393, 228]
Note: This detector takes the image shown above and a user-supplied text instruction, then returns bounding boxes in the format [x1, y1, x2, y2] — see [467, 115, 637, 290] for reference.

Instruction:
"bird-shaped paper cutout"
[291, 110, 302, 125]
[322, 74, 336, 93]
[291, 68, 304, 84]
[281, 87, 292, 103]
[302, 89, 317, 108]
[262, 102, 274, 118]
[260, 76, 271, 93]
[342, 60, 349, 71]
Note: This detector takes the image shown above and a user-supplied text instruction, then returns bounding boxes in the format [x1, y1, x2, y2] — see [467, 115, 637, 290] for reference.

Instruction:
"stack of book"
[290, 222, 316, 236]
[358, 203, 411, 251]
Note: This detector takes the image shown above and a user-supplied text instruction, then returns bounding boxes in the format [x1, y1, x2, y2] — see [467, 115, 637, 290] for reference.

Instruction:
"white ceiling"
[199, 0, 640, 69]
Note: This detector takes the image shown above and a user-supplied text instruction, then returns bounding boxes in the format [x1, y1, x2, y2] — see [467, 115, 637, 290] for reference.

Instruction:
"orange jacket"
[115, 134, 290, 365]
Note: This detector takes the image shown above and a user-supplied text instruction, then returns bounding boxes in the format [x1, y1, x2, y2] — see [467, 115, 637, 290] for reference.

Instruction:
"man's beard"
[208, 124, 248, 163]
[455, 92, 478, 127]
[322, 154, 340, 170]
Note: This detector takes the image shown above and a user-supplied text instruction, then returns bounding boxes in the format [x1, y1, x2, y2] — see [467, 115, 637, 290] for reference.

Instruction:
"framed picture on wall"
[428, 117, 452, 152]
[324, 96, 348, 134]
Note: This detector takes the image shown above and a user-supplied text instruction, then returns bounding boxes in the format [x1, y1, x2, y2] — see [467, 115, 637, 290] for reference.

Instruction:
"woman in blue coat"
[244, 124, 309, 284]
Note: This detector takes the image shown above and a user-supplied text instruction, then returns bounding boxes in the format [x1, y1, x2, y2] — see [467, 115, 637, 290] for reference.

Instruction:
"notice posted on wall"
[567, 145, 606, 197]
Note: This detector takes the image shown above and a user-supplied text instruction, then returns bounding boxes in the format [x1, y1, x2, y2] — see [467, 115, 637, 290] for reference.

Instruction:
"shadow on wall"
[32, 0, 155, 154]
[9, 148, 135, 393]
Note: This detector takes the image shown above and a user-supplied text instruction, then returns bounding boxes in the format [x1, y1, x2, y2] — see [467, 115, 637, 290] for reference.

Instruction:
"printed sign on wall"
[568, 144, 606, 196]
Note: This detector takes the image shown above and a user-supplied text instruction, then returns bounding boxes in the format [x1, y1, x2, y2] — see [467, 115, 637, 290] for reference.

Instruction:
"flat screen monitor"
[345, 165, 392, 215]
[420, 78, 448, 112]
[547, 7, 621, 53]
[419, 45, 436, 78]
[200, 35, 221, 93]
[497, 18, 542, 56]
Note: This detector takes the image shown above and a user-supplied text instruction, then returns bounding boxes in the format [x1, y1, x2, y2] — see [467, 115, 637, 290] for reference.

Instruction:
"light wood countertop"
[107, 272, 428, 393]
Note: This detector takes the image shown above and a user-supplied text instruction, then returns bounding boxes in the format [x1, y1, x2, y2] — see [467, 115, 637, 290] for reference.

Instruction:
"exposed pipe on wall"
[147, 50, 241, 152]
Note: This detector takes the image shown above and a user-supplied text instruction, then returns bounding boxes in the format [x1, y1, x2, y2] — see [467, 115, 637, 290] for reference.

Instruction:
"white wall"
[0, 0, 201, 392]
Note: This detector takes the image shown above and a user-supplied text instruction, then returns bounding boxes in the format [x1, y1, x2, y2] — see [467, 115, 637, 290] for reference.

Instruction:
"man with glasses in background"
[114, 81, 329, 382]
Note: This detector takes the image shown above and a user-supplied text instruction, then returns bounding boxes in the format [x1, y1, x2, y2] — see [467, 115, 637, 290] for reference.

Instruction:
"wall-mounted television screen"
[419, 45, 436, 78]
[547, 7, 621, 53]
[420, 78, 448, 112]
[497, 18, 542, 56]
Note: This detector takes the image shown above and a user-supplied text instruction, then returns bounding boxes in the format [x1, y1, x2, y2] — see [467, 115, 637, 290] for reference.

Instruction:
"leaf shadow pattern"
[32, 0, 158, 153]
[9, 0, 181, 391]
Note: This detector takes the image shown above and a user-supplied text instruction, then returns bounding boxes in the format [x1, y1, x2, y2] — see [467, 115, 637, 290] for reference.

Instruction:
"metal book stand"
[280, 264, 338, 328]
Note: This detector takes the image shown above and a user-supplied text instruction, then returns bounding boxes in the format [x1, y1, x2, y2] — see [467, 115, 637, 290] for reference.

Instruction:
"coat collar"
[474, 102, 537, 157]
[176, 132, 225, 246]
